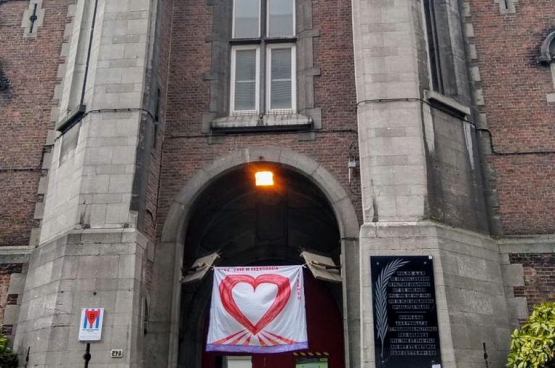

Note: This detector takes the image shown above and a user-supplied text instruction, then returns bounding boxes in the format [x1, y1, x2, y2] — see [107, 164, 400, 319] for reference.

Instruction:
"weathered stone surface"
[359, 222, 511, 368]
[14, 229, 147, 368]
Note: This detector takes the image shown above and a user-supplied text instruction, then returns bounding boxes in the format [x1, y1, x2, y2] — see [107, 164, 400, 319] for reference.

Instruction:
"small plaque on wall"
[370, 256, 442, 368]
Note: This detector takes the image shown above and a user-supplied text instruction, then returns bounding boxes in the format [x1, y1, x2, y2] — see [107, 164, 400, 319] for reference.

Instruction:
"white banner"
[207, 265, 308, 353]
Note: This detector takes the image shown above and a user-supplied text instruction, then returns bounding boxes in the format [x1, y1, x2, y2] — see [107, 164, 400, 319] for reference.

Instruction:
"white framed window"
[230, 0, 297, 116]
[233, 0, 261, 39]
[267, 44, 296, 113]
[267, 0, 295, 38]
[230, 46, 260, 115]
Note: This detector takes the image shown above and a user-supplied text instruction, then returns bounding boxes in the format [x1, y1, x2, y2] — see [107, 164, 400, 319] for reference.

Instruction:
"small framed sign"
[111, 349, 124, 358]
[78, 308, 104, 342]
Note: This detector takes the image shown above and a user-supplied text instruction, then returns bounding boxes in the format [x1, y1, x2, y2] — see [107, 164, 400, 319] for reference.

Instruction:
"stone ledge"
[360, 220, 493, 241]
[498, 235, 555, 253]
[501, 264, 525, 287]
[507, 297, 528, 320]
[8, 273, 27, 295]
[2, 305, 20, 325]
[0, 247, 33, 265]
[211, 113, 313, 132]
[425, 90, 472, 117]
[361, 221, 555, 255]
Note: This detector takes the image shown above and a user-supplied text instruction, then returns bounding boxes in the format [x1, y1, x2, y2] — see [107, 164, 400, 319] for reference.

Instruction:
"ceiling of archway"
[184, 165, 340, 267]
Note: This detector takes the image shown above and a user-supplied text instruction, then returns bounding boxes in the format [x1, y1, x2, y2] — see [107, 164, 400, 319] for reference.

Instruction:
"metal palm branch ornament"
[374, 259, 409, 364]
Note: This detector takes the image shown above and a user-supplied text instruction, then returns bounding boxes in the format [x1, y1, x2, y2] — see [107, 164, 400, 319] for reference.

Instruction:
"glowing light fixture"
[255, 171, 274, 186]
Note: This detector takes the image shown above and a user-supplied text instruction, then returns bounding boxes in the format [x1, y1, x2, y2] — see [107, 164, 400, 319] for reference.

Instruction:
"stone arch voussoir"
[161, 147, 359, 244]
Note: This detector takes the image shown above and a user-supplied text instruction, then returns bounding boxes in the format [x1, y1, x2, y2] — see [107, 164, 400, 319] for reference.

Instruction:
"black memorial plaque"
[370, 256, 441, 368]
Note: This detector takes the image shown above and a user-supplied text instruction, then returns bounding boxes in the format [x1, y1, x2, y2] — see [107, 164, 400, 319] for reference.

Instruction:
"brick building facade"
[0, 0, 553, 367]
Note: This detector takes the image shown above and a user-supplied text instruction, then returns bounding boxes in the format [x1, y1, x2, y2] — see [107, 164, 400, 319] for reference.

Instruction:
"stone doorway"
[178, 164, 345, 368]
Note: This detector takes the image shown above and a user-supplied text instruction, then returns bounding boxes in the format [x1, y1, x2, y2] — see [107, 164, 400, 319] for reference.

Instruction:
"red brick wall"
[493, 155, 555, 234]
[142, 0, 174, 242]
[0, 264, 23, 332]
[0, 1, 69, 246]
[468, 0, 555, 234]
[313, 0, 358, 131]
[156, 0, 361, 236]
[510, 253, 555, 313]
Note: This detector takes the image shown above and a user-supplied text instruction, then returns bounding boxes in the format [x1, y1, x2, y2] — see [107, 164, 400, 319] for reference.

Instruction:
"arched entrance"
[150, 149, 360, 368]
[179, 164, 345, 368]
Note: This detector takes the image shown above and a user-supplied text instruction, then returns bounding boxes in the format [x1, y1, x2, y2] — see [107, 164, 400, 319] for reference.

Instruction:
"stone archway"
[147, 148, 360, 368]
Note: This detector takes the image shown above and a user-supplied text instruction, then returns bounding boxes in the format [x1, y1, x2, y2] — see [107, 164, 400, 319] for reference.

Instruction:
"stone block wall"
[13, 229, 151, 367]
[351, 0, 490, 231]
[359, 222, 514, 368]
[426, 108, 489, 233]
[40, 0, 157, 243]
[352, 0, 429, 222]
[7, 0, 166, 366]
[40, 111, 142, 243]
[435, 227, 512, 368]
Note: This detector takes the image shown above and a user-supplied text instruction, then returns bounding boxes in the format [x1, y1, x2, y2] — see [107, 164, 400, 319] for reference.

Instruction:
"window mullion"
[260, 41, 267, 115]
[260, 0, 267, 114]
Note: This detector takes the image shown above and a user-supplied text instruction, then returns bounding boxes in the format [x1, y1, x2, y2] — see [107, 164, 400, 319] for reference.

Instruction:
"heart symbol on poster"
[86, 310, 100, 327]
[219, 274, 291, 336]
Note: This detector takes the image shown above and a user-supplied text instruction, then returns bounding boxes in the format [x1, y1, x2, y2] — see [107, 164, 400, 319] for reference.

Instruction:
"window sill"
[211, 113, 312, 132]
[229, 37, 297, 45]
[424, 90, 471, 118]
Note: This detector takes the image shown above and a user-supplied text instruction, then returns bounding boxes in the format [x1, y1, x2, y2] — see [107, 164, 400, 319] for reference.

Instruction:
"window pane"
[268, 0, 294, 37]
[234, 0, 259, 38]
[423, 0, 444, 93]
[270, 48, 292, 110]
[234, 49, 257, 111]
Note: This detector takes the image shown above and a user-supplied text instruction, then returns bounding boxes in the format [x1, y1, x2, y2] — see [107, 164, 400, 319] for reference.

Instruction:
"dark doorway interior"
[178, 164, 344, 368]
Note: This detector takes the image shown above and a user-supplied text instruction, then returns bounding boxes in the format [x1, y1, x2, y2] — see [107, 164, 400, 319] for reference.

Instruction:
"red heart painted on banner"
[86, 310, 99, 327]
[219, 274, 291, 336]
